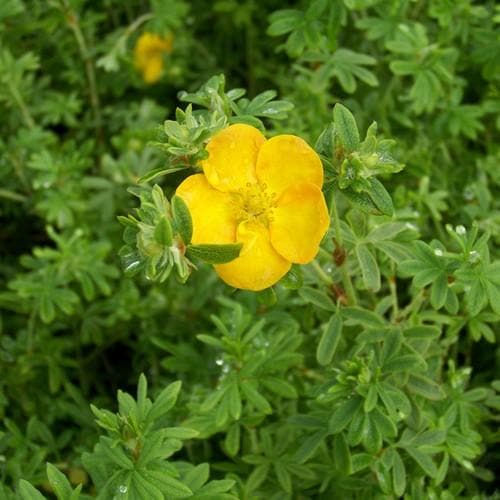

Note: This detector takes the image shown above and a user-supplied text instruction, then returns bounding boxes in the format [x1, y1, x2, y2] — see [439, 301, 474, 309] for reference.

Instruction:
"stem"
[7, 82, 35, 129]
[0, 188, 27, 203]
[431, 212, 447, 243]
[389, 262, 399, 321]
[27, 309, 36, 355]
[399, 289, 425, 321]
[123, 13, 153, 38]
[61, 1, 103, 145]
[330, 191, 357, 305]
[311, 260, 333, 285]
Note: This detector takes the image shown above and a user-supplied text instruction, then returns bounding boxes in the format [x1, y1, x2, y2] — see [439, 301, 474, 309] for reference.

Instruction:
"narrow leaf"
[333, 103, 360, 152]
[316, 312, 343, 366]
[187, 243, 242, 264]
[171, 195, 193, 244]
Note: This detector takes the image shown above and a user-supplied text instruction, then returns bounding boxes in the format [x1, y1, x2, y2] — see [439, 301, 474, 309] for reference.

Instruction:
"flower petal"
[201, 124, 266, 192]
[269, 183, 330, 264]
[215, 222, 291, 291]
[142, 56, 163, 84]
[176, 174, 237, 244]
[255, 135, 323, 195]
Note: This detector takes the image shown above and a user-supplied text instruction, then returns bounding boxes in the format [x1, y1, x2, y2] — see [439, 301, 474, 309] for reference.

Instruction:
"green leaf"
[380, 328, 403, 364]
[148, 381, 182, 422]
[267, 9, 302, 36]
[343, 307, 385, 327]
[280, 265, 303, 289]
[362, 413, 382, 453]
[334, 433, 352, 475]
[383, 354, 426, 373]
[256, 287, 277, 306]
[371, 408, 397, 438]
[342, 187, 383, 215]
[240, 381, 272, 414]
[329, 397, 362, 434]
[430, 273, 448, 309]
[333, 103, 360, 152]
[17, 480, 46, 500]
[405, 447, 438, 477]
[261, 377, 298, 399]
[316, 311, 343, 366]
[407, 374, 444, 400]
[164, 426, 199, 439]
[363, 385, 378, 412]
[154, 217, 173, 247]
[146, 468, 193, 498]
[187, 243, 242, 264]
[131, 470, 164, 500]
[366, 178, 394, 216]
[392, 450, 406, 496]
[46, 463, 73, 500]
[246, 463, 270, 492]
[356, 244, 381, 291]
[171, 195, 193, 244]
[299, 287, 336, 311]
[138, 166, 187, 184]
[404, 326, 441, 339]
[294, 430, 329, 463]
[227, 380, 242, 420]
[274, 462, 292, 493]
[225, 423, 240, 456]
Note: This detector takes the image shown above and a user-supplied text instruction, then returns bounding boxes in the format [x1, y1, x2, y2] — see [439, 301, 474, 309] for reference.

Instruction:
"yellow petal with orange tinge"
[215, 222, 291, 291]
[176, 174, 237, 245]
[255, 135, 324, 196]
[270, 183, 330, 264]
[201, 124, 266, 192]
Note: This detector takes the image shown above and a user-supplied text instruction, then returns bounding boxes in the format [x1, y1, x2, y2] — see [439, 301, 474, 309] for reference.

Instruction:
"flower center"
[232, 183, 278, 226]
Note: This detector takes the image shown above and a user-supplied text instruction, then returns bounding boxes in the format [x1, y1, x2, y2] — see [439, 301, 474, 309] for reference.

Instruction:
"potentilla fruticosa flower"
[134, 32, 173, 84]
[176, 124, 330, 291]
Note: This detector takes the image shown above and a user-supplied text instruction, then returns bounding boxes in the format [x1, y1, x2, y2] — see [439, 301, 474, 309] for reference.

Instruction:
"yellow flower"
[176, 124, 330, 291]
[134, 32, 173, 84]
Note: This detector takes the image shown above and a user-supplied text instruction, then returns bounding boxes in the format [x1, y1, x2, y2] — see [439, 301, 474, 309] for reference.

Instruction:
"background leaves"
[0, 0, 499, 499]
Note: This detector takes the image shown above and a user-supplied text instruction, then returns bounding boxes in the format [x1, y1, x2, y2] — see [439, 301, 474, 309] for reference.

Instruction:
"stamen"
[231, 182, 277, 226]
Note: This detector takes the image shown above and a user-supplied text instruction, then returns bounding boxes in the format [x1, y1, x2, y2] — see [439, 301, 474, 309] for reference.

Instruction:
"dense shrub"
[0, 1, 499, 498]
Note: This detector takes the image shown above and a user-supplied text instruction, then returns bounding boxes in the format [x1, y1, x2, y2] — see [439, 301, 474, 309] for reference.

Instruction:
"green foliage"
[1, 0, 499, 499]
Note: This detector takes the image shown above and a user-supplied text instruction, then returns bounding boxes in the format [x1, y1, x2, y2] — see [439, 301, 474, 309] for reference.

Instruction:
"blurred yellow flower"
[176, 124, 330, 291]
[134, 32, 173, 84]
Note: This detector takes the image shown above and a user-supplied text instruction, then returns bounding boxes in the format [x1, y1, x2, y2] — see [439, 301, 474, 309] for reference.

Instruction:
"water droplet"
[222, 364, 230, 374]
[215, 358, 224, 366]
[118, 485, 128, 494]
[434, 249, 443, 257]
[124, 260, 140, 272]
[455, 225, 466, 235]
[468, 250, 480, 263]
[405, 222, 417, 231]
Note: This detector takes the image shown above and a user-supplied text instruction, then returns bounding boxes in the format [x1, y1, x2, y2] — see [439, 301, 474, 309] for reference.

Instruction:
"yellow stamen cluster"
[231, 183, 278, 226]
